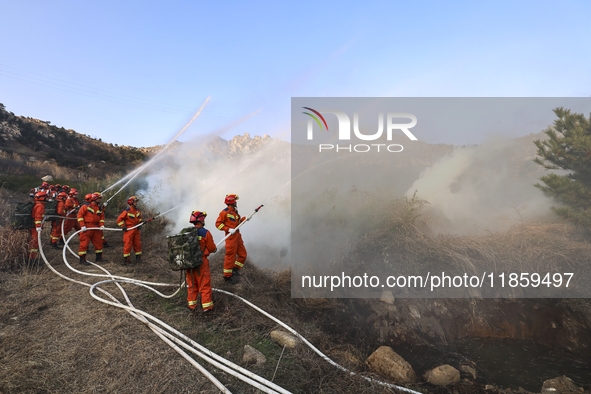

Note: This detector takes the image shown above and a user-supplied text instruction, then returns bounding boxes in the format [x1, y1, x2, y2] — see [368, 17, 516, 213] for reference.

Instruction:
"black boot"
[232, 267, 241, 277]
[123, 256, 131, 264]
[95, 252, 104, 262]
[51, 243, 62, 249]
[103, 240, 111, 248]
[79, 255, 90, 266]
[58, 238, 65, 246]
[135, 254, 141, 263]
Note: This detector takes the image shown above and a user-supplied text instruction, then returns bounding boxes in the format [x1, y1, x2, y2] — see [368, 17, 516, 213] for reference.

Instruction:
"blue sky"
[1, 0, 590, 147]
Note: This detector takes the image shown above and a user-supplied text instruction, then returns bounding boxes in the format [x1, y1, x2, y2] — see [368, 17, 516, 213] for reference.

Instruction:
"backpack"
[44, 200, 59, 222]
[12, 202, 34, 230]
[166, 227, 203, 271]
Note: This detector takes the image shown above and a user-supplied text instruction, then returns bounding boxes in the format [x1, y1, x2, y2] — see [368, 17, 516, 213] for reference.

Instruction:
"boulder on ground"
[542, 376, 584, 394]
[366, 346, 417, 383]
[243, 345, 266, 366]
[270, 330, 299, 349]
[459, 362, 477, 380]
[423, 364, 460, 386]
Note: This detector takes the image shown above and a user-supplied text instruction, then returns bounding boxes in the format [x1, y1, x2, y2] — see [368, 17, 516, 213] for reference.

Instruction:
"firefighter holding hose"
[186, 211, 216, 314]
[117, 196, 143, 264]
[215, 194, 248, 283]
[63, 188, 81, 237]
[28, 190, 48, 263]
[77, 192, 105, 265]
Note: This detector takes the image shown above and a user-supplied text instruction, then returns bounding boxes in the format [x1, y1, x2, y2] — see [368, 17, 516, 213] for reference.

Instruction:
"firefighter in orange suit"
[215, 194, 247, 283]
[29, 190, 48, 262]
[117, 196, 143, 264]
[187, 211, 216, 313]
[63, 188, 81, 237]
[77, 192, 105, 265]
[50, 191, 68, 248]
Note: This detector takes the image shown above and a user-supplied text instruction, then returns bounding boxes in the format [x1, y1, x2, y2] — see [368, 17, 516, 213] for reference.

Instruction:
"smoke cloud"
[143, 134, 291, 269]
[141, 130, 555, 273]
[406, 134, 555, 234]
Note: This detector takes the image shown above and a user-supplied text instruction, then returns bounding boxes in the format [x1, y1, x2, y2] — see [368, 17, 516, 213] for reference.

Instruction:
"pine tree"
[534, 107, 591, 227]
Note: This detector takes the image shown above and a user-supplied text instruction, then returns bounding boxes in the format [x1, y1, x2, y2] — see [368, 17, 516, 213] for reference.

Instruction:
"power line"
[0, 63, 196, 113]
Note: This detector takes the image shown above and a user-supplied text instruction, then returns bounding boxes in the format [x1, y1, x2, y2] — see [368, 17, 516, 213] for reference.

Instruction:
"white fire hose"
[34, 218, 422, 394]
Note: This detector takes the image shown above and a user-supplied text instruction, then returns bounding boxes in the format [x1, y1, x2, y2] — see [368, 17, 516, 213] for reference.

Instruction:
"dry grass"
[0, 227, 28, 271]
[0, 196, 398, 393]
[2, 191, 591, 393]
[0, 238, 399, 394]
[0, 150, 87, 182]
[343, 195, 591, 297]
[26, 160, 85, 182]
[0, 189, 32, 271]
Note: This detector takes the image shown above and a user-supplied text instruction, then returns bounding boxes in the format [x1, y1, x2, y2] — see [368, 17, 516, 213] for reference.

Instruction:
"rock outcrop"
[366, 346, 417, 384]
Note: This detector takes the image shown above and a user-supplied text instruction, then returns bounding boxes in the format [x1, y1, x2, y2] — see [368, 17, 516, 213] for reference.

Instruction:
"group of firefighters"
[28, 182, 132, 265]
[28, 182, 248, 315]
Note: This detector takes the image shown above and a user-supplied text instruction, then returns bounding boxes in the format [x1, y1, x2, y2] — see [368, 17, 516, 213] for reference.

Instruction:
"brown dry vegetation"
[350, 195, 591, 297]
[0, 186, 403, 393]
[0, 235, 405, 393]
[1, 191, 590, 393]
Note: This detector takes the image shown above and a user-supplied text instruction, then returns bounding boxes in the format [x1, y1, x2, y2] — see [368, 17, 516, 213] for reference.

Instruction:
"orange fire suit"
[64, 196, 81, 235]
[50, 199, 66, 245]
[77, 201, 104, 256]
[29, 202, 45, 259]
[215, 206, 247, 278]
[186, 226, 216, 311]
[117, 206, 142, 258]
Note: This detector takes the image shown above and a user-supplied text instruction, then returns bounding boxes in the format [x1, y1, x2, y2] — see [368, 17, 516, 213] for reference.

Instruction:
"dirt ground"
[2, 222, 589, 394]
[0, 226, 409, 394]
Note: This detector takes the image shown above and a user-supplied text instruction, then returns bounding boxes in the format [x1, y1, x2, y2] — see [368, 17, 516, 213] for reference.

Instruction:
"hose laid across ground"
[46, 223, 288, 393]
[38, 223, 422, 394]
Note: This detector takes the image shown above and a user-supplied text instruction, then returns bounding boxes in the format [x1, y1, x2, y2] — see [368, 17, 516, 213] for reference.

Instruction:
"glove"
[246, 217, 251, 221]
[36, 227, 42, 233]
[81, 226, 87, 232]
[229, 228, 237, 235]
[100, 226, 105, 230]
[102, 202, 108, 208]
[122, 226, 127, 232]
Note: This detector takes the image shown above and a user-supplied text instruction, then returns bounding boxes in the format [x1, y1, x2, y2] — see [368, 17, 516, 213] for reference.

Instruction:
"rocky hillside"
[0, 103, 148, 174]
[0, 103, 280, 194]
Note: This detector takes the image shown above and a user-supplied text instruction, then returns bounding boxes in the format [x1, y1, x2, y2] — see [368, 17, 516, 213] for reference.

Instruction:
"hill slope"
[0, 103, 149, 168]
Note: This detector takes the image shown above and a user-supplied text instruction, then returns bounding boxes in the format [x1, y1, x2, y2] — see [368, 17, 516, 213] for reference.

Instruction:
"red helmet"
[57, 191, 68, 201]
[68, 188, 78, 197]
[92, 192, 102, 202]
[85, 193, 93, 202]
[127, 196, 138, 205]
[61, 184, 69, 191]
[41, 182, 49, 189]
[55, 184, 62, 189]
[189, 210, 207, 225]
[224, 194, 239, 205]
[34, 190, 48, 202]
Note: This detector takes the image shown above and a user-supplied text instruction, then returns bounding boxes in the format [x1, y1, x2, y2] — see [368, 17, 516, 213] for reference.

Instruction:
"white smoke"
[406, 135, 555, 234]
[143, 134, 291, 268]
[142, 131, 555, 268]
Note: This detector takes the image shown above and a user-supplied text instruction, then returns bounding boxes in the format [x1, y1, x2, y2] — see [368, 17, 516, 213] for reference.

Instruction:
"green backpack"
[44, 200, 59, 222]
[12, 202, 34, 230]
[166, 227, 203, 271]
